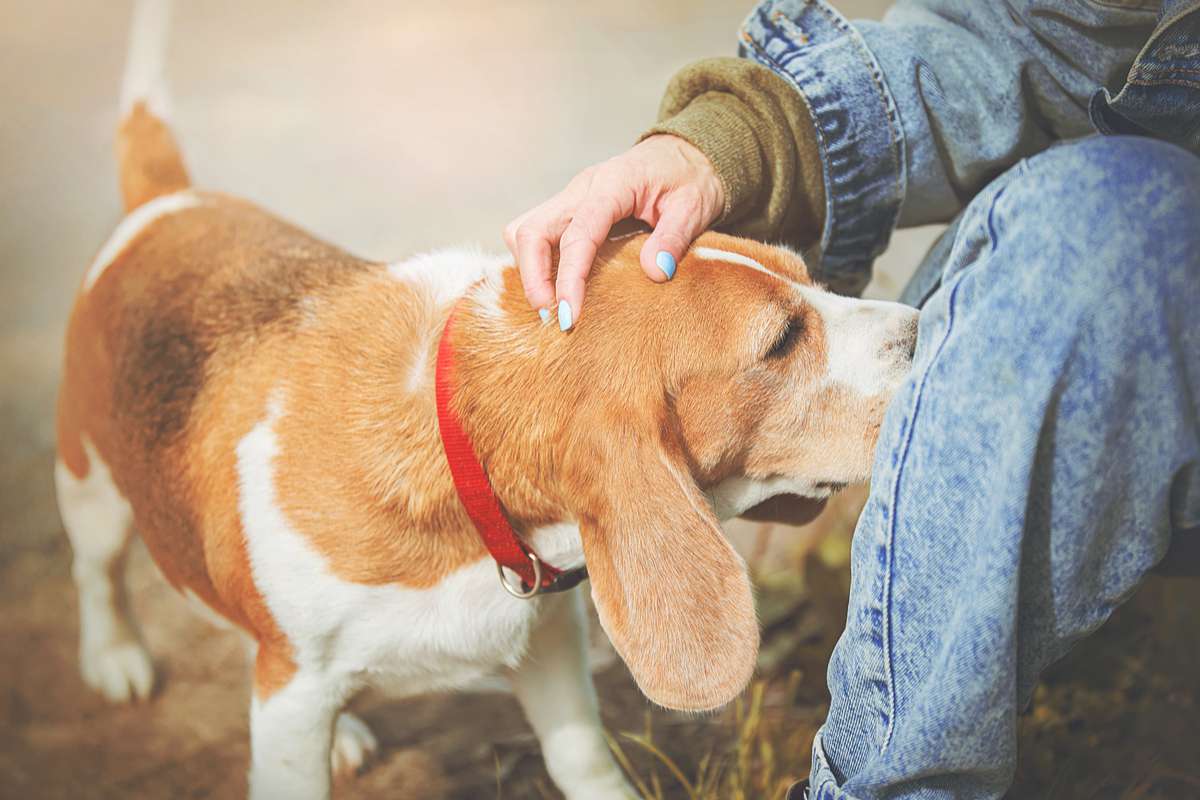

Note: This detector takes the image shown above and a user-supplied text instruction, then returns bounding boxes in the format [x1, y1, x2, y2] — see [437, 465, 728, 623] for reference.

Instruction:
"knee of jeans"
[1016, 136, 1200, 307]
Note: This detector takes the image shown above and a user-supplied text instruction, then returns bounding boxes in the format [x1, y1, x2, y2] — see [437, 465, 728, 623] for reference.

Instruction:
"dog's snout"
[813, 295, 918, 395]
[880, 334, 915, 362]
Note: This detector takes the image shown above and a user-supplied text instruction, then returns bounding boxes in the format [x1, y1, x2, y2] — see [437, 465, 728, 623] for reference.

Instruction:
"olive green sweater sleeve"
[640, 57, 827, 257]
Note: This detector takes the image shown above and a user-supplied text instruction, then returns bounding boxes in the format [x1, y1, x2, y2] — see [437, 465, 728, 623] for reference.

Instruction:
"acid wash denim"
[736, 2, 1200, 798]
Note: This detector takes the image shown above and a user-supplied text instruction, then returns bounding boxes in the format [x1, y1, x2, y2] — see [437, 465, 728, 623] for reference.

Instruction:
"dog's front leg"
[508, 590, 638, 800]
[248, 656, 347, 800]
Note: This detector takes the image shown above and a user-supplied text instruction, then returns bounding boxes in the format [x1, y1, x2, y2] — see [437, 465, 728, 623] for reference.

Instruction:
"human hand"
[504, 135, 724, 330]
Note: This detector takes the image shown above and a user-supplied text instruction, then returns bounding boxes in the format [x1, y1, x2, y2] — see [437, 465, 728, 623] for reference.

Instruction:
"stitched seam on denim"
[740, 1, 905, 275]
[1103, 4, 1200, 106]
[738, 31, 838, 261]
[813, 1, 906, 242]
[804, 0, 906, 262]
[1127, 76, 1200, 88]
[738, 9, 843, 252]
[877, 263, 971, 753]
[1085, 0, 1160, 9]
[985, 165, 1021, 248]
[875, 176, 1014, 751]
[811, 731, 840, 795]
[1132, 64, 1200, 75]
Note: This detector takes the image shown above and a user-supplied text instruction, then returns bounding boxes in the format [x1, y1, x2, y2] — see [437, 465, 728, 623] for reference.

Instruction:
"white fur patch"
[388, 248, 517, 393]
[526, 523, 586, 571]
[386, 246, 509, 310]
[404, 333, 431, 394]
[249, 672, 340, 799]
[56, 440, 155, 702]
[506, 591, 636, 797]
[796, 287, 917, 397]
[331, 712, 378, 776]
[235, 389, 570, 695]
[693, 246, 802, 289]
[85, 190, 202, 290]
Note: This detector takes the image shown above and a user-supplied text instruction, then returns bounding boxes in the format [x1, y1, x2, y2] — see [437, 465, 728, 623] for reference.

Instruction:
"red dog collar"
[434, 307, 587, 598]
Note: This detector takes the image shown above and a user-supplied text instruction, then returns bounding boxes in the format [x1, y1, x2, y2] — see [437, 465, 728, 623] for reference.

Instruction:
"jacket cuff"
[740, 0, 906, 288]
[642, 91, 765, 226]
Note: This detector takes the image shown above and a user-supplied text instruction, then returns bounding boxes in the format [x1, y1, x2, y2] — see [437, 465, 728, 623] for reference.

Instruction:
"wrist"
[639, 92, 764, 226]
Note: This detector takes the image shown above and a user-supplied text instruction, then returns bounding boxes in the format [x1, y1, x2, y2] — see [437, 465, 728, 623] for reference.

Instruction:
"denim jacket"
[738, 0, 1200, 287]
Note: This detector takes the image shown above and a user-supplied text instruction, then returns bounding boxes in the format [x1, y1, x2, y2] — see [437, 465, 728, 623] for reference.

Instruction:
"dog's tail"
[116, 0, 190, 212]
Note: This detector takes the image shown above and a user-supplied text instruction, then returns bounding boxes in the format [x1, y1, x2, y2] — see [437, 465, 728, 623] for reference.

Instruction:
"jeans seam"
[876, 180, 1013, 751]
[811, 731, 839, 796]
[878, 270, 965, 752]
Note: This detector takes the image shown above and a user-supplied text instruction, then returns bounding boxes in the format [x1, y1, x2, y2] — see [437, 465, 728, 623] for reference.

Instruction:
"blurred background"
[2, 1, 1196, 798]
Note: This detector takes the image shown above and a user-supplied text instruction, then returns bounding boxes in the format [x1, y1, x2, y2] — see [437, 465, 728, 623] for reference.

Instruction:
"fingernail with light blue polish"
[558, 299, 573, 331]
[656, 250, 676, 280]
[538, 307, 551, 324]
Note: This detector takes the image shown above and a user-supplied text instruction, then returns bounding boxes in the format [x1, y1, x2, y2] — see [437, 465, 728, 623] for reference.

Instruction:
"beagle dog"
[54, 2, 918, 798]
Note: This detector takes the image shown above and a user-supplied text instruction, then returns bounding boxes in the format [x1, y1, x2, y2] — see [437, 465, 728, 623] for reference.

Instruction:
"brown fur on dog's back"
[57, 195, 378, 640]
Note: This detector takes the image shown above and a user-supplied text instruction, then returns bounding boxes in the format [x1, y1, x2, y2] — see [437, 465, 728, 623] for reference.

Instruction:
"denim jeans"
[809, 135, 1200, 800]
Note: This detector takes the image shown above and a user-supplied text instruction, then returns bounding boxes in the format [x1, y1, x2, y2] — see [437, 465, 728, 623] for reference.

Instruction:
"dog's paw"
[81, 640, 155, 703]
[331, 712, 378, 777]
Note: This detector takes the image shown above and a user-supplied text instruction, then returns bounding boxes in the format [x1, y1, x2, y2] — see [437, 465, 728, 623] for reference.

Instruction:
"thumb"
[639, 197, 708, 283]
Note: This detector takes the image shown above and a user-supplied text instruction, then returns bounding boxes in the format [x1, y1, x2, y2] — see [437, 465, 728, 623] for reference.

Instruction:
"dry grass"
[607, 678, 812, 800]
[582, 554, 852, 800]
[569, 546, 1200, 800]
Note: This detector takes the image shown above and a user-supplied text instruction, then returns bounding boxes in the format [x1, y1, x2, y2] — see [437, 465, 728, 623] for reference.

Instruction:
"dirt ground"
[3, 1, 1198, 799]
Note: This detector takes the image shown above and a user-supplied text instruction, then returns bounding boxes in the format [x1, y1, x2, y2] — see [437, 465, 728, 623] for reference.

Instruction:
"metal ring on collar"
[497, 552, 543, 599]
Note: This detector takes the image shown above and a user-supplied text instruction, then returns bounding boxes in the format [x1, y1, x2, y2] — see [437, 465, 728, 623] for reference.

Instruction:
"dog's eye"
[763, 318, 801, 360]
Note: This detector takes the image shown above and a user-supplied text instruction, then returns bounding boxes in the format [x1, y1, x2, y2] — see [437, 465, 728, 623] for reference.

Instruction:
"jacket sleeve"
[646, 0, 1154, 289]
[642, 57, 828, 261]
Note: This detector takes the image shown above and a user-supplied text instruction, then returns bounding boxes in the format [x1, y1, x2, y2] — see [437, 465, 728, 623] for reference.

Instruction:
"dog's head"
[528, 232, 918, 711]
[468, 231, 917, 711]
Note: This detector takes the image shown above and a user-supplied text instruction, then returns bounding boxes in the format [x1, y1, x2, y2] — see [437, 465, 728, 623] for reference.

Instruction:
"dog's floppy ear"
[563, 422, 758, 711]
